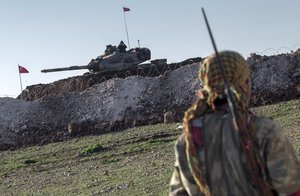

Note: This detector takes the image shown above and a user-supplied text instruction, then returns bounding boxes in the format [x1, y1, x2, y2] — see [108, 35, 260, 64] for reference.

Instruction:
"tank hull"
[41, 47, 151, 74]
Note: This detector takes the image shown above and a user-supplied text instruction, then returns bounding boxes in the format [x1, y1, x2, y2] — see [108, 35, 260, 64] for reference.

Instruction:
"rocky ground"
[0, 50, 299, 150]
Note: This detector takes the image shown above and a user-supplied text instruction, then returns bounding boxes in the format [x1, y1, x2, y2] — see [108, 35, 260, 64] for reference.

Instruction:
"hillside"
[0, 50, 300, 150]
[0, 99, 299, 195]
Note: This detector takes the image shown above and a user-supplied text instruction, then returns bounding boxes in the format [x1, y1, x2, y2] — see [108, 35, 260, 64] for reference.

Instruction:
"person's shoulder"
[252, 115, 282, 136]
[174, 133, 189, 161]
[253, 116, 280, 129]
[175, 133, 186, 147]
[174, 133, 187, 155]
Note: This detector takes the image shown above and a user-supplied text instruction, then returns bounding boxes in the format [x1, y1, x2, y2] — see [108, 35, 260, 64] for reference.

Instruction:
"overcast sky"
[1, 0, 300, 97]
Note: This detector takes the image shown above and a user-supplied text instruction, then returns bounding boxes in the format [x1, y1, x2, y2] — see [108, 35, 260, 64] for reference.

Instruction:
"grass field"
[0, 99, 299, 195]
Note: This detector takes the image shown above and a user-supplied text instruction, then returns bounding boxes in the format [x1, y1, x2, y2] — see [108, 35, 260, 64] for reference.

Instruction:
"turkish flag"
[123, 6, 130, 12]
[19, 65, 29, 73]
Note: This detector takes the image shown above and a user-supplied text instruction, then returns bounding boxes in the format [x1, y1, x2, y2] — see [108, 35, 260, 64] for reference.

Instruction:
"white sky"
[1, 0, 300, 97]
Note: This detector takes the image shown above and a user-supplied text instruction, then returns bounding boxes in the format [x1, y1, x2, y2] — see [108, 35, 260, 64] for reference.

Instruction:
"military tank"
[41, 46, 151, 73]
[20, 44, 202, 101]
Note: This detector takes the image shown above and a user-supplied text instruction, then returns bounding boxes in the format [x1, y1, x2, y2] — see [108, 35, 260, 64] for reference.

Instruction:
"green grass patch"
[100, 156, 120, 164]
[23, 159, 37, 164]
[81, 143, 106, 155]
[148, 138, 175, 145]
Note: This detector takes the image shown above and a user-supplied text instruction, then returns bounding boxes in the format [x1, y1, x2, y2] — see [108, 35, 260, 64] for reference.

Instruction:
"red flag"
[123, 6, 130, 12]
[19, 65, 29, 73]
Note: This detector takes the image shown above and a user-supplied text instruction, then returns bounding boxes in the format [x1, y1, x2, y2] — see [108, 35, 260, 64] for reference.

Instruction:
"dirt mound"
[0, 51, 300, 150]
[248, 51, 300, 105]
[1, 63, 201, 150]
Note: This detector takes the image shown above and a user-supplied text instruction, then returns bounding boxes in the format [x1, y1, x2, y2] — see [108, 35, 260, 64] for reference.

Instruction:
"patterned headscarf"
[184, 51, 251, 195]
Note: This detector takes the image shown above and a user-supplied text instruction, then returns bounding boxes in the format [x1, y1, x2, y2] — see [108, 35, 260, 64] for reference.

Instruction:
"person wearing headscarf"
[169, 51, 300, 196]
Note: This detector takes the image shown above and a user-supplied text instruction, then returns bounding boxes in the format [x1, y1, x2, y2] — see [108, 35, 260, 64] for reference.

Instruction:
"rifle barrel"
[201, 8, 239, 130]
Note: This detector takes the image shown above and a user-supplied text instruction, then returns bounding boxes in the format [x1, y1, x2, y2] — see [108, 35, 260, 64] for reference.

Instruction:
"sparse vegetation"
[23, 159, 37, 164]
[81, 144, 106, 155]
[0, 99, 299, 195]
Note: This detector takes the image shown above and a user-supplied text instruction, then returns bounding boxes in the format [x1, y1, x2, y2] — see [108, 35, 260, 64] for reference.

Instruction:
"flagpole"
[123, 9, 131, 49]
[18, 64, 23, 99]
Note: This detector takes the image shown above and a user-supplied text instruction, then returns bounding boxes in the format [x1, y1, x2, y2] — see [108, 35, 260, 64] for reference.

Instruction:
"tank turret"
[41, 46, 151, 73]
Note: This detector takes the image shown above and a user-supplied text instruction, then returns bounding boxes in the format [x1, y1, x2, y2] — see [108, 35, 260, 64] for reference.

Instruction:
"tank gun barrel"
[41, 65, 90, 73]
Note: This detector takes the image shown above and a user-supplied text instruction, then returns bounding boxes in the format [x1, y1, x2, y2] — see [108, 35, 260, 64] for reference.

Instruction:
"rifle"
[201, 8, 239, 130]
[201, 8, 274, 195]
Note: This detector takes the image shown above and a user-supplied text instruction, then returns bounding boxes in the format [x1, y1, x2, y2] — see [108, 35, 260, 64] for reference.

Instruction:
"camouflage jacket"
[169, 110, 300, 196]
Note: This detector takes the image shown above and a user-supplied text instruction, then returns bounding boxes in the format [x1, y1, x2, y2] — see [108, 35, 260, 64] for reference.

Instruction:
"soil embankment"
[0, 50, 299, 150]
